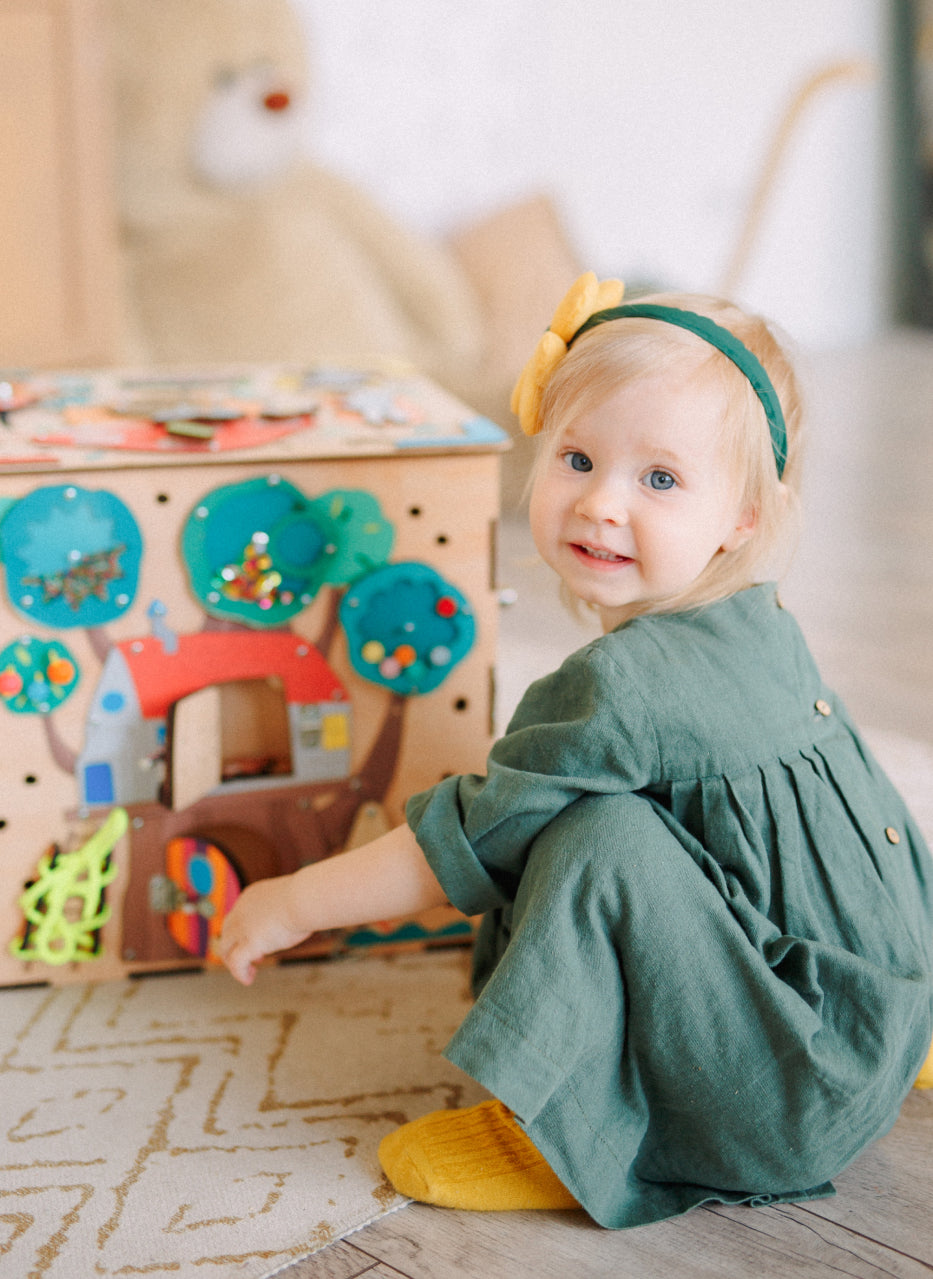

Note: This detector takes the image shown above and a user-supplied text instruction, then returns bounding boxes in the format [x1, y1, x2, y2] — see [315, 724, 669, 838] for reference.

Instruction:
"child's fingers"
[213, 924, 259, 985]
[217, 937, 257, 986]
[213, 875, 309, 982]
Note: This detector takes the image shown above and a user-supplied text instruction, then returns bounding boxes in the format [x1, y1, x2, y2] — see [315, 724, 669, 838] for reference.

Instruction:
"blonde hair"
[533, 291, 804, 626]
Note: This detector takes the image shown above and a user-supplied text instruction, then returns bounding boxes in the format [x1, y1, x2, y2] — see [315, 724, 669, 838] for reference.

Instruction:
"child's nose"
[575, 477, 628, 525]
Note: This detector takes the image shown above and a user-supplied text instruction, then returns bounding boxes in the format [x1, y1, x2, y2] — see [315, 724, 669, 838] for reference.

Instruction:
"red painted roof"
[117, 630, 348, 719]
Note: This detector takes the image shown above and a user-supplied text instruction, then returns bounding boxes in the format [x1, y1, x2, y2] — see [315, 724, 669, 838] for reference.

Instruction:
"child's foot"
[378, 1099, 579, 1211]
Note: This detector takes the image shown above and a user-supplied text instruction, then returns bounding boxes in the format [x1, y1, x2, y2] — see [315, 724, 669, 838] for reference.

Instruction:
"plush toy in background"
[108, 0, 488, 394]
[107, 0, 583, 501]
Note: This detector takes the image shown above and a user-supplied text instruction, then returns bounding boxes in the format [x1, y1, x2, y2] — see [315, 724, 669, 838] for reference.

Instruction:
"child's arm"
[216, 824, 448, 986]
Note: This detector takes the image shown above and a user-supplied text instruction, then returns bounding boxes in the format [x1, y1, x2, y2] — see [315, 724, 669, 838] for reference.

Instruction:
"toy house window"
[218, 677, 293, 782]
[296, 704, 349, 752]
[166, 677, 293, 810]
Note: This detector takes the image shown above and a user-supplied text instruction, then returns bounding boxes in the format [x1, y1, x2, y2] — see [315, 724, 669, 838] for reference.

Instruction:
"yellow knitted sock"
[915, 1036, 933, 1089]
[378, 1099, 579, 1211]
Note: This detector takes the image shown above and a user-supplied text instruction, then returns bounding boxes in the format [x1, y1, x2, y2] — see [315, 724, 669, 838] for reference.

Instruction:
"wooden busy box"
[0, 365, 507, 984]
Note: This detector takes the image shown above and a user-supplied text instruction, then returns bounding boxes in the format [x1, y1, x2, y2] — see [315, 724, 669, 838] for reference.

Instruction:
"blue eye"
[646, 469, 675, 491]
[566, 451, 593, 472]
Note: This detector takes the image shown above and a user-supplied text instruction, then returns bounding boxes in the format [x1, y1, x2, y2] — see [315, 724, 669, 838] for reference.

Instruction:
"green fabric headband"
[572, 303, 788, 479]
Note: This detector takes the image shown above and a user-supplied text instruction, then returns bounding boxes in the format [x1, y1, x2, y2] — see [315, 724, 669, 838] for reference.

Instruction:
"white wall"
[291, 0, 890, 348]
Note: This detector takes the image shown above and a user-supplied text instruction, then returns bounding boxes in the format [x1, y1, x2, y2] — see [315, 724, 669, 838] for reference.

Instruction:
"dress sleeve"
[406, 640, 660, 915]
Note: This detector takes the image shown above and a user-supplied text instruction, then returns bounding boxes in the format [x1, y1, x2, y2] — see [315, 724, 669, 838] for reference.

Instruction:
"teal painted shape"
[182, 475, 329, 627]
[344, 918, 474, 948]
[340, 561, 475, 695]
[0, 635, 79, 715]
[394, 414, 509, 448]
[306, 489, 394, 586]
[182, 478, 397, 627]
[0, 496, 17, 544]
[0, 485, 142, 628]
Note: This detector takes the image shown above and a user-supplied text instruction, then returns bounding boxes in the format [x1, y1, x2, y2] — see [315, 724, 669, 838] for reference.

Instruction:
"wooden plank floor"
[276, 331, 933, 1278]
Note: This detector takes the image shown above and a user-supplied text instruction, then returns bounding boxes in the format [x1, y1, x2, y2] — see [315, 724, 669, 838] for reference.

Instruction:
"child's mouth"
[572, 543, 632, 565]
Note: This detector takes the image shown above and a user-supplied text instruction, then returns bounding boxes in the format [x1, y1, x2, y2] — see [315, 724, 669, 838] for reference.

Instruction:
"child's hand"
[215, 825, 445, 985]
[215, 874, 311, 985]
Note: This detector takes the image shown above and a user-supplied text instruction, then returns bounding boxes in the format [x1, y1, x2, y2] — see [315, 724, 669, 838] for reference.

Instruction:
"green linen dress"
[406, 584, 933, 1228]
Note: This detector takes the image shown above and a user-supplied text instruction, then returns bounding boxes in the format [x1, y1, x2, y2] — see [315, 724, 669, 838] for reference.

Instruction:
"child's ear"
[720, 482, 788, 552]
[721, 504, 758, 552]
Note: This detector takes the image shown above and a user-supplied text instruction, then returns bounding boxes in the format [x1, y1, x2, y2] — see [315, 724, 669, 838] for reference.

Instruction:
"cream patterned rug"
[0, 947, 487, 1278]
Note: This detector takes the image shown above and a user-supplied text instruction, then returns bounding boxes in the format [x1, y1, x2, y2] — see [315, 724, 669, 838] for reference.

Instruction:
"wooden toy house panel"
[0, 369, 505, 984]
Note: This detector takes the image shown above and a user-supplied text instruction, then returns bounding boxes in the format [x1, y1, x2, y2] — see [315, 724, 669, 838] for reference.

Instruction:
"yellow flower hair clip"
[510, 272, 625, 436]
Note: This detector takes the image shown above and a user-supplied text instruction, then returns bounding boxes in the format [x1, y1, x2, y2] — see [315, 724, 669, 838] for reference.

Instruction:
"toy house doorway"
[165, 677, 294, 810]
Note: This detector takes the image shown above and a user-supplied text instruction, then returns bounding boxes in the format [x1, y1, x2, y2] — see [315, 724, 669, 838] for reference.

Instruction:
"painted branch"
[42, 714, 78, 775]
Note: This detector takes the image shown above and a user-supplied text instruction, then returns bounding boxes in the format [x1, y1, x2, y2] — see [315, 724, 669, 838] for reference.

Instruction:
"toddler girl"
[218, 274, 933, 1229]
